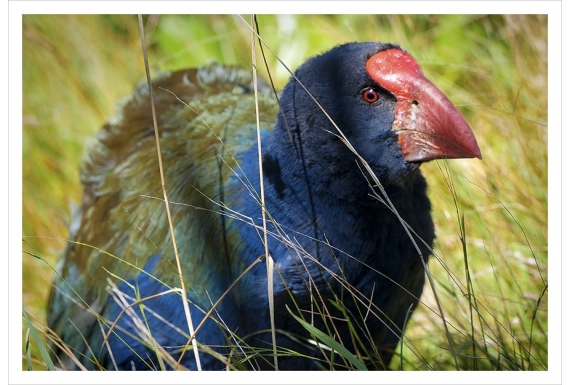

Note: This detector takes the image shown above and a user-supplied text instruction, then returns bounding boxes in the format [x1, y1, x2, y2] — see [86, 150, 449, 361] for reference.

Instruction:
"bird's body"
[47, 42, 480, 370]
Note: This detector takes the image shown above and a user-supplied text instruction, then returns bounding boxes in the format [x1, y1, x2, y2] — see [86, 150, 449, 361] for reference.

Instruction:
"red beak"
[366, 49, 482, 162]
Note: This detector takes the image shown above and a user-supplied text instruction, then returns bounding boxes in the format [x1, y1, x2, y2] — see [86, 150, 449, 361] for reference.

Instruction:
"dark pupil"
[366, 90, 375, 100]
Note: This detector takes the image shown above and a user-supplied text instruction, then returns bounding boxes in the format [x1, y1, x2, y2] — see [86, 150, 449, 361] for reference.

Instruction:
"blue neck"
[227, 122, 432, 302]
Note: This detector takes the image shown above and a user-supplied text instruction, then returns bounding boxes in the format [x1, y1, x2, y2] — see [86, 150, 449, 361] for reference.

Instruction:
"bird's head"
[277, 42, 481, 187]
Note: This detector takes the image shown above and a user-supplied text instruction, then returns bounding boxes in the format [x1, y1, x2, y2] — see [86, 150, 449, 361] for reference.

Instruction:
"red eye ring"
[362, 88, 379, 103]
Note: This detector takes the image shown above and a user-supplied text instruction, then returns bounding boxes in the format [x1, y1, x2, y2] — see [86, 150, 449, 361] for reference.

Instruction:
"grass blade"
[22, 306, 56, 371]
[286, 306, 367, 371]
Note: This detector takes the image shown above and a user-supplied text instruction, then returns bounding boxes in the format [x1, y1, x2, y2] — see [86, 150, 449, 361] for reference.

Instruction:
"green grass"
[22, 14, 547, 373]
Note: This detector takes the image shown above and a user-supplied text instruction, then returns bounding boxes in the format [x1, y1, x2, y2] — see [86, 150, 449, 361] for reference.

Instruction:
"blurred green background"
[22, 15, 547, 370]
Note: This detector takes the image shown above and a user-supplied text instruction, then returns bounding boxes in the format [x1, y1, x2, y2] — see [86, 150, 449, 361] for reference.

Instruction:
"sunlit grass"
[22, 14, 547, 371]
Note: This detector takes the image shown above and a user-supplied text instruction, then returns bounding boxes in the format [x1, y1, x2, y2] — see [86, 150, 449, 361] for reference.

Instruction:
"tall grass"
[22, 14, 547, 373]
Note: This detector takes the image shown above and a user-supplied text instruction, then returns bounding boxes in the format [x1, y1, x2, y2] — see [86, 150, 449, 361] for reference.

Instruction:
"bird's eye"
[362, 88, 379, 103]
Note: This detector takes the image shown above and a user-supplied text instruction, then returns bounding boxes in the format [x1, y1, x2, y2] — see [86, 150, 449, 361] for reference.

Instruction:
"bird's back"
[47, 64, 278, 369]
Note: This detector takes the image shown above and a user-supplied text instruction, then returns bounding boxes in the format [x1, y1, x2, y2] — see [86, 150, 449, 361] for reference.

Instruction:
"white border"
[8, 1, 564, 384]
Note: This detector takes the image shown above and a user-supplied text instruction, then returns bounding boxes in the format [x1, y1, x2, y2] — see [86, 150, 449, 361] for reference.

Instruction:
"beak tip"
[468, 140, 482, 160]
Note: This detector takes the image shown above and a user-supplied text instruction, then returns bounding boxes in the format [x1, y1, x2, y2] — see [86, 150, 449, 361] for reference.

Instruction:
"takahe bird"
[47, 42, 481, 371]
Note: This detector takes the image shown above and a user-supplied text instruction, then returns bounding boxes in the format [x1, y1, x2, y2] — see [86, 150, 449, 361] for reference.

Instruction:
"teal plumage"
[48, 65, 276, 369]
